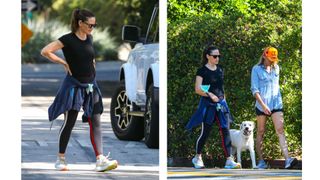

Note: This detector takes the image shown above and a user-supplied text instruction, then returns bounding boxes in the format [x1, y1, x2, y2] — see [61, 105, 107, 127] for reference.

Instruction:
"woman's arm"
[41, 40, 72, 75]
[251, 66, 271, 115]
[195, 76, 219, 102]
[254, 92, 271, 115]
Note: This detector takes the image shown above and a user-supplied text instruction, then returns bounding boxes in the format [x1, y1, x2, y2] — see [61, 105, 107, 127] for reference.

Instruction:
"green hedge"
[167, 12, 302, 161]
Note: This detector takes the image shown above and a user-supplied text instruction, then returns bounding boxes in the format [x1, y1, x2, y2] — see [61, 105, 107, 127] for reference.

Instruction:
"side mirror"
[122, 25, 141, 42]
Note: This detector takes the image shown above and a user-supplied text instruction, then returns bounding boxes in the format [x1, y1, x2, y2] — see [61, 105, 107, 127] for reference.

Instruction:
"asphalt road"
[21, 61, 159, 180]
[21, 61, 122, 97]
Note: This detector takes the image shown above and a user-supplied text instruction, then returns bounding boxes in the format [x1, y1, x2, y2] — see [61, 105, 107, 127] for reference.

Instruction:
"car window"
[146, 7, 159, 44]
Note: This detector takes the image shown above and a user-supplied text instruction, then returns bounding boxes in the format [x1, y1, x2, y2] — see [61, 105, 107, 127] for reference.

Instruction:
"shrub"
[21, 20, 63, 63]
[22, 19, 117, 63]
[92, 27, 118, 61]
[167, 12, 302, 161]
[103, 49, 119, 61]
[22, 31, 54, 63]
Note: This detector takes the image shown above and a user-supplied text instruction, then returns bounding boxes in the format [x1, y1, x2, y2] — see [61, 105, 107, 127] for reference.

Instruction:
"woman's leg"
[195, 122, 213, 155]
[58, 110, 78, 155]
[256, 115, 267, 160]
[215, 114, 241, 168]
[271, 111, 289, 159]
[90, 90, 118, 172]
[215, 115, 231, 158]
[88, 113, 103, 157]
[88, 90, 104, 157]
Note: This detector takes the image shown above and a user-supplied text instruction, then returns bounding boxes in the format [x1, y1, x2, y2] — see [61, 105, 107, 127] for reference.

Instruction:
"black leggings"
[58, 110, 103, 156]
[196, 118, 232, 157]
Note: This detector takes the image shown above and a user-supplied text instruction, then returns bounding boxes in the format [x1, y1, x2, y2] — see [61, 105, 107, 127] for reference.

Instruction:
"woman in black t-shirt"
[187, 46, 240, 169]
[41, 8, 117, 172]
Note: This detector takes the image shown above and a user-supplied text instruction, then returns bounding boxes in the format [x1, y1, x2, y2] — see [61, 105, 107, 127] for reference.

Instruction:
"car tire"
[110, 81, 144, 141]
[144, 83, 159, 148]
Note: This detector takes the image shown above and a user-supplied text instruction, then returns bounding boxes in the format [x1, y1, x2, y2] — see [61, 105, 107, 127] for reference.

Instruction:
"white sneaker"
[285, 157, 298, 169]
[95, 154, 118, 172]
[55, 156, 68, 171]
[224, 156, 241, 169]
[192, 155, 205, 169]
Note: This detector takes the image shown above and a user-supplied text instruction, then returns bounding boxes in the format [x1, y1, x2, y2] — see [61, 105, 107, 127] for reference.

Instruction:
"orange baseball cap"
[264, 47, 278, 62]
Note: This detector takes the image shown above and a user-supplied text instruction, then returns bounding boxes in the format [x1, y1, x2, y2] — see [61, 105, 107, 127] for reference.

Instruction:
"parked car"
[110, 3, 159, 148]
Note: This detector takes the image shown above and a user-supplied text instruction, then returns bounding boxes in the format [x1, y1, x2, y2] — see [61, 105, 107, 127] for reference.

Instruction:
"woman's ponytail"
[70, 8, 95, 33]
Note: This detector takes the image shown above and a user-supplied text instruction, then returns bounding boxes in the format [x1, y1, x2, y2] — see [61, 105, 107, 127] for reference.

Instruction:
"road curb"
[168, 157, 302, 169]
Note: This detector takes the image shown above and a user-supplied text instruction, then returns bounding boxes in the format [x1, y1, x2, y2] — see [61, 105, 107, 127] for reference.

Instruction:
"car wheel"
[110, 81, 144, 140]
[144, 83, 159, 148]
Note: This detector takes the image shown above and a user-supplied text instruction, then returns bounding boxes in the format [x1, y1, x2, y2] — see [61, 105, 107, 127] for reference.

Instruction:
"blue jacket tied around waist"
[186, 97, 233, 131]
[48, 75, 104, 122]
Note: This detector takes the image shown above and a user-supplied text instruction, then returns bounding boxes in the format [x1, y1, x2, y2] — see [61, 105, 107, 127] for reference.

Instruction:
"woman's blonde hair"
[257, 50, 278, 68]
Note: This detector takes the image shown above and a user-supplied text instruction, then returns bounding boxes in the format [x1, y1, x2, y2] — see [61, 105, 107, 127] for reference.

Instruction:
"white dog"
[229, 121, 256, 168]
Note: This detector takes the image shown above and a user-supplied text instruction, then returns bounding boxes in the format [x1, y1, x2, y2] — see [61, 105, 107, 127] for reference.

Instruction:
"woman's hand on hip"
[62, 62, 72, 76]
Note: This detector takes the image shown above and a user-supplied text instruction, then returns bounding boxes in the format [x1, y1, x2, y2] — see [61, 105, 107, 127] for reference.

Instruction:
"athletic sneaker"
[224, 156, 241, 169]
[256, 160, 268, 169]
[192, 155, 205, 169]
[55, 156, 68, 171]
[95, 154, 118, 172]
[285, 157, 298, 169]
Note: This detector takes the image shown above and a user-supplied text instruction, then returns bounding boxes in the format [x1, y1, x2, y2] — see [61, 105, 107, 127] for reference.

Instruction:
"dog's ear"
[240, 123, 243, 129]
[251, 122, 255, 128]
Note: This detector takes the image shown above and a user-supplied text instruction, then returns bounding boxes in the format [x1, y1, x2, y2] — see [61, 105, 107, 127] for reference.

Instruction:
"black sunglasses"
[210, 55, 221, 58]
[83, 21, 97, 28]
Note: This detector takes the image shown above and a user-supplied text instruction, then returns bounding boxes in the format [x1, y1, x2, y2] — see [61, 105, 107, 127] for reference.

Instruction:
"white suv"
[110, 4, 159, 148]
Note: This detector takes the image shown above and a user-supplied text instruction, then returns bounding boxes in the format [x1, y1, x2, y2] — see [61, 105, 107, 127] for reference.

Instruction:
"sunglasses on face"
[210, 55, 221, 58]
[83, 21, 97, 29]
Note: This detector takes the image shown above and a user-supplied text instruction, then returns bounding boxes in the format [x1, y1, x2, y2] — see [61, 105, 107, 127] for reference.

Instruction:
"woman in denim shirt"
[251, 47, 297, 169]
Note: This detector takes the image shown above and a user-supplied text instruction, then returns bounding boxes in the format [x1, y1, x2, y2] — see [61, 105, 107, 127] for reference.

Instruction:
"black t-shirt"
[58, 32, 95, 83]
[196, 65, 224, 98]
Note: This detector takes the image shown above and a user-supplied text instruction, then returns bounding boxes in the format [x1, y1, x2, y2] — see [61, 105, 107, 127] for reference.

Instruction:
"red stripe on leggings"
[215, 114, 228, 158]
[88, 117, 99, 156]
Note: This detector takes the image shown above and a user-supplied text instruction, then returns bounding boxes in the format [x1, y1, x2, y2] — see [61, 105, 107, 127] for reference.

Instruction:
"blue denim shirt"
[251, 64, 283, 111]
